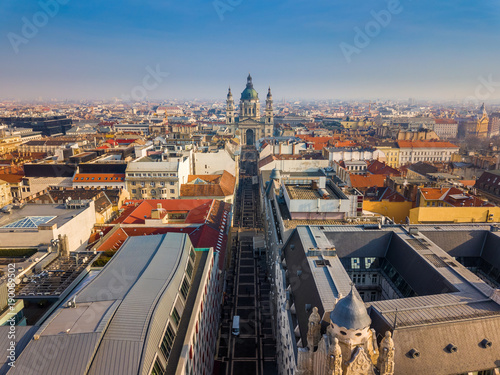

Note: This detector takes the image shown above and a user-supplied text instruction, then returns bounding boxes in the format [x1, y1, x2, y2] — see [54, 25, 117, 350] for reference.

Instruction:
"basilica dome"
[241, 74, 259, 100]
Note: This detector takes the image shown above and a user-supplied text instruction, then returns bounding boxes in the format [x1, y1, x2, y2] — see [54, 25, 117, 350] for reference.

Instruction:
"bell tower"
[265, 86, 274, 125]
[226, 87, 235, 133]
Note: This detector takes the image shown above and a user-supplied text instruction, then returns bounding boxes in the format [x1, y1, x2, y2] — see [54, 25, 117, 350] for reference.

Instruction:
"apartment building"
[125, 156, 190, 199]
[397, 140, 459, 165]
[433, 119, 458, 139]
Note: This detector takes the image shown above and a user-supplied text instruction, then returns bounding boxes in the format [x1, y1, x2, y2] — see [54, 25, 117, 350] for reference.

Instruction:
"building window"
[180, 277, 190, 300]
[160, 324, 176, 360]
[132, 181, 136, 186]
[170, 189, 175, 194]
[171, 307, 181, 326]
[170, 181, 175, 186]
[140, 182, 145, 187]
[150, 182, 156, 187]
[351, 258, 360, 269]
[190, 247, 196, 262]
[132, 189, 137, 194]
[186, 260, 194, 278]
[365, 257, 376, 269]
[151, 358, 165, 375]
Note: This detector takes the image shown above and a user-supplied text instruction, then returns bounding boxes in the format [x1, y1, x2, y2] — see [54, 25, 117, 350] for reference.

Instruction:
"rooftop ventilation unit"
[480, 339, 492, 349]
[445, 344, 458, 353]
[408, 348, 420, 359]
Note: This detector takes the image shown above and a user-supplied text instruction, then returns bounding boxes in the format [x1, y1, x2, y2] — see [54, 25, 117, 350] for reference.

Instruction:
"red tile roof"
[367, 160, 401, 176]
[0, 174, 24, 184]
[364, 187, 407, 202]
[98, 198, 231, 269]
[112, 199, 215, 224]
[435, 119, 457, 124]
[420, 187, 493, 207]
[349, 174, 386, 189]
[180, 171, 235, 197]
[297, 135, 357, 151]
[459, 180, 476, 187]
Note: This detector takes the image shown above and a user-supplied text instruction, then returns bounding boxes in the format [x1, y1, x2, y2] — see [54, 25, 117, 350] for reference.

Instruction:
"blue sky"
[1, 0, 500, 101]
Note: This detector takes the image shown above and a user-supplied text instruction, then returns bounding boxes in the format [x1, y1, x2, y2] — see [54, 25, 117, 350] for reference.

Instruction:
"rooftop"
[284, 224, 500, 374]
[9, 233, 196, 375]
[0, 204, 88, 232]
[397, 140, 459, 149]
[285, 183, 342, 200]
[180, 171, 235, 197]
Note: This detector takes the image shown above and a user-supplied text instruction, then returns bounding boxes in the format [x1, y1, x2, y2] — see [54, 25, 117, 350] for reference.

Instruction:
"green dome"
[241, 74, 259, 100]
[241, 87, 259, 100]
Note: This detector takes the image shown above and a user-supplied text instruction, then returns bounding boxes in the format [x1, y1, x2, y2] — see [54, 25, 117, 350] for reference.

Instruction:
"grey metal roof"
[392, 318, 500, 375]
[76, 235, 164, 303]
[8, 233, 191, 375]
[481, 231, 500, 269]
[0, 326, 37, 375]
[420, 230, 487, 257]
[8, 332, 101, 375]
[330, 289, 371, 330]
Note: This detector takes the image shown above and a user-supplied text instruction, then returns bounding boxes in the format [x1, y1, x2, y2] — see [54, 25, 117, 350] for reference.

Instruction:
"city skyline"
[1, 0, 500, 101]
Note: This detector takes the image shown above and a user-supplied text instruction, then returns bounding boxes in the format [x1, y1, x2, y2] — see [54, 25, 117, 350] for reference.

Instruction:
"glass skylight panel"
[2, 216, 56, 229]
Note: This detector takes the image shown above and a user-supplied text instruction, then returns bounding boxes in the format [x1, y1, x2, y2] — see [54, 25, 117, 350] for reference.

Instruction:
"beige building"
[0, 180, 11, 207]
[397, 140, 459, 165]
[125, 157, 191, 200]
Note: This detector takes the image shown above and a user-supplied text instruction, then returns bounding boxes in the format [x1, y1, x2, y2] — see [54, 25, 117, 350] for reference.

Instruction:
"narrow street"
[214, 149, 277, 375]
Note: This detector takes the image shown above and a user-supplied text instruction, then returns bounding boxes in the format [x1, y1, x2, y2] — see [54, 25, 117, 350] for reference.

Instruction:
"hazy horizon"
[2, 0, 500, 101]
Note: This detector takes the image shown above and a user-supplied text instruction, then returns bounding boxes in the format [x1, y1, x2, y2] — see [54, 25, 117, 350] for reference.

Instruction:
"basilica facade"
[226, 74, 274, 146]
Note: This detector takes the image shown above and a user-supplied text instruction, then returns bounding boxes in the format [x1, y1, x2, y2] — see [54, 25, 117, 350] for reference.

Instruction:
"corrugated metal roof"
[77, 235, 163, 303]
[10, 233, 191, 375]
[8, 332, 101, 375]
[0, 326, 36, 375]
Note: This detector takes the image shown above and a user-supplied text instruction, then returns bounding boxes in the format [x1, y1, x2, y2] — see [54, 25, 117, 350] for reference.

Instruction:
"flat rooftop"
[285, 184, 342, 200]
[0, 204, 88, 232]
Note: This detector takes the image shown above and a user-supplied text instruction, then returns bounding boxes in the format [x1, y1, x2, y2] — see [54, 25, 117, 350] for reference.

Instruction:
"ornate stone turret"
[226, 87, 235, 126]
[300, 302, 395, 375]
[328, 338, 343, 375]
[265, 86, 274, 125]
[328, 288, 378, 374]
[307, 307, 322, 350]
[377, 332, 395, 375]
